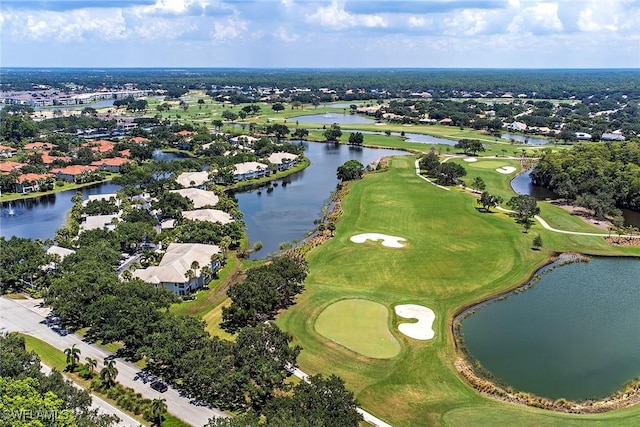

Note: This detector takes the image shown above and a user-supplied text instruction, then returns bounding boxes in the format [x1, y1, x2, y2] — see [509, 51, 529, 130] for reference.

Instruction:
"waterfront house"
[50, 165, 99, 182]
[15, 173, 54, 193]
[131, 243, 222, 295]
[267, 152, 298, 171]
[233, 161, 269, 181]
[507, 121, 527, 132]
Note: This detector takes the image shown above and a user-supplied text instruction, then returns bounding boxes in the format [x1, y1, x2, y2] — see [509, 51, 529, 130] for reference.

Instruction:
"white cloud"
[444, 9, 491, 36]
[576, 0, 637, 32]
[212, 18, 247, 41]
[137, 0, 214, 16]
[508, 2, 563, 34]
[306, 1, 387, 30]
[408, 16, 425, 28]
[3, 8, 128, 42]
[274, 26, 299, 43]
[133, 17, 196, 40]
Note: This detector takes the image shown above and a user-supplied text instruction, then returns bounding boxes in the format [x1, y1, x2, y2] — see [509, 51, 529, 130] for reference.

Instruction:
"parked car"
[150, 380, 168, 393]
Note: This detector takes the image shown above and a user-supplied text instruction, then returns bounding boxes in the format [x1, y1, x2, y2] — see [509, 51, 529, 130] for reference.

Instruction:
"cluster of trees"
[5, 69, 638, 100]
[337, 160, 365, 181]
[222, 255, 308, 332]
[506, 195, 541, 232]
[42, 246, 360, 423]
[0, 333, 119, 427]
[419, 152, 467, 186]
[454, 139, 486, 156]
[0, 237, 52, 292]
[531, 141, 640, 218]
[113, 96, 148, 112]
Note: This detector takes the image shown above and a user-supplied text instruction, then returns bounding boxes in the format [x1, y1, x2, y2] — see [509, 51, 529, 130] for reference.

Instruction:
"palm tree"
[149, 398, 167, 426]
[85, 357, 97, 377]
[100, 359, 118, 388]
[64, 344, 81, 372]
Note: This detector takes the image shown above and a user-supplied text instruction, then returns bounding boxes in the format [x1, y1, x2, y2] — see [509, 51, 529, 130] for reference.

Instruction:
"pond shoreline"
[451, 253, 640, 414]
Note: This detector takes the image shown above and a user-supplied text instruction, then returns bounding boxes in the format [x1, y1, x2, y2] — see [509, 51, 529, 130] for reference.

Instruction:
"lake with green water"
[460, 257, 640, 401]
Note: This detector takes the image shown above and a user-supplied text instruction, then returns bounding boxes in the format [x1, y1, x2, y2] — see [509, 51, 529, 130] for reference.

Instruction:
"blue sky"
[1, 0, 639, 68]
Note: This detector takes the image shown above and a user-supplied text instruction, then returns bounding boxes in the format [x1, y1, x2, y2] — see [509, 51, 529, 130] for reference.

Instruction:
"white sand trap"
[496, 166, 517, 174]
[395, 304, 435, 340]
[374, 123, 387, 126]
[350, 233, 406, 248]
[463, 157, 478, 162]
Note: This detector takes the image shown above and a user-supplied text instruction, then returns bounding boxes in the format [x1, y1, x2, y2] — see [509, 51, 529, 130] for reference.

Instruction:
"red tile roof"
[82, 139, 115, 153]
[175, 130, 194, 137]
[91, 157, 130, 167]
[51, 165, 99, 176]
[41, 153, 71, 165]
[119, 149, 131, 158]
[24, 142, 56, 151]
[0, 161, 26, 174]
[0, 145, 16, 152]
[16, 173, 53, 183]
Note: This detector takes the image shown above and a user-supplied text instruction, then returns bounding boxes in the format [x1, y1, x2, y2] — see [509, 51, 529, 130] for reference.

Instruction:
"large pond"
[290, 113, 376, 125]
[235, 142, 408, 258]
[501, 133, 551, 145]
[2, 143, 408, 258]
[460, 257, 640, 401]
[1, 182, 122, 240]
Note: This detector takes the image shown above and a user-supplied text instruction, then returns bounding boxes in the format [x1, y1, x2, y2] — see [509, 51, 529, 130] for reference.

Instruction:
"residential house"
[0, 161, 25, 174]
[182, 209, 234, 225]
[91, 157, 130, 172]
[230, 135, 259, 145]
[83, 193, 121, 207]
[129, 136, 150, 145]
[0, 145, 17, 158]
[15, 173, 53, 193]
[170, 188, 219, 209]
[507, 122, 527, 132]
[601, 132, 625, 141]
[439, 118, 454, 126]
[575, 132, 592, 141]
[50, 165, 99, 182]
[79, 213, 121, 232]
[82, 139, 115, 154]
[267, 152, 298, 171]
[23, 142, 56, 151]
[176, 171, 209, 188]
[131, 243, 222, 295]
[233, 161, 269, 181]
[41, 153, 71, 166]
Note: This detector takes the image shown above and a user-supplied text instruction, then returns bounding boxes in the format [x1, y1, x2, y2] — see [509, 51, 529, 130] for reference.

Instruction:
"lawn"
[315, 299, 401, 359]
[276, 155, 640, 427]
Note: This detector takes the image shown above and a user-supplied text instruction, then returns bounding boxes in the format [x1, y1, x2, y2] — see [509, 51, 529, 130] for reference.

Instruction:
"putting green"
[315, 299, 401, 359]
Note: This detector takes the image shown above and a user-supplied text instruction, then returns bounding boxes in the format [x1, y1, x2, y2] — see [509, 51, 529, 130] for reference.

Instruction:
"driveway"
[0, 297, 227, 427]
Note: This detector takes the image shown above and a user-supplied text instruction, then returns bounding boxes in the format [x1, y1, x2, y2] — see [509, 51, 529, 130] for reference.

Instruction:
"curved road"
[0, 297, 227, 427]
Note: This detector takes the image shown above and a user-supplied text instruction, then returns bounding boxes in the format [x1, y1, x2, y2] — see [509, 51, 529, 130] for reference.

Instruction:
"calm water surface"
[501, 133, 551, 145]
[461, 257, 640, 400]
[235, 142, 408, 258]
[290, 113, 375, 125]
[1, 182, 122, 240]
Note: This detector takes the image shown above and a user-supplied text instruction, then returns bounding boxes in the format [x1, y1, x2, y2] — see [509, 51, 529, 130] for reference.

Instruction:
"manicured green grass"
[0, 175, 118, 203]
[21, 334, 68, 370]
[276, 155, 640, 427]
[315, 299, 401, 359]
[202, 297, 236, 342]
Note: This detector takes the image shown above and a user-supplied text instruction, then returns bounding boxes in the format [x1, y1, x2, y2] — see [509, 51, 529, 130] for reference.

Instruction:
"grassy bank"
[276, 155, 640, 427]
[0, 174, 118, 203]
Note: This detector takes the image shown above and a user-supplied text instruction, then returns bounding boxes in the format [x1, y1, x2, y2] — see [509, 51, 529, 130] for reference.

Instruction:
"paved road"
[0, 297, 227, 427]
[40, 363, 140, 427]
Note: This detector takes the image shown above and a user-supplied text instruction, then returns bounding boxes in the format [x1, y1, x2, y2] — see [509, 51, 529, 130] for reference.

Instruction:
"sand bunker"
[350, 233, 406, 248]
[463, 157, 478, 162]
[496, 166, 517, 174]
[395, 304, 435, 340]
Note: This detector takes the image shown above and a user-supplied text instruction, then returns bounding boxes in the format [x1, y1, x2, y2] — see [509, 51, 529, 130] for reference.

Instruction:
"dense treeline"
[40, 249, 360, 423]
[0, 333, 118, 427]
[531, 141, 640, 218]
[3, 68, 640, 99]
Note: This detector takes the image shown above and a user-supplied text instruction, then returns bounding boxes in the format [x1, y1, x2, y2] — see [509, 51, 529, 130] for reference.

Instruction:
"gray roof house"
[170, 188, 219, 209]
[176, 171, 209, 188]
[131, 243, 221, 295]
[233, 161, 269, 181]
[267, 152, 298, 171]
